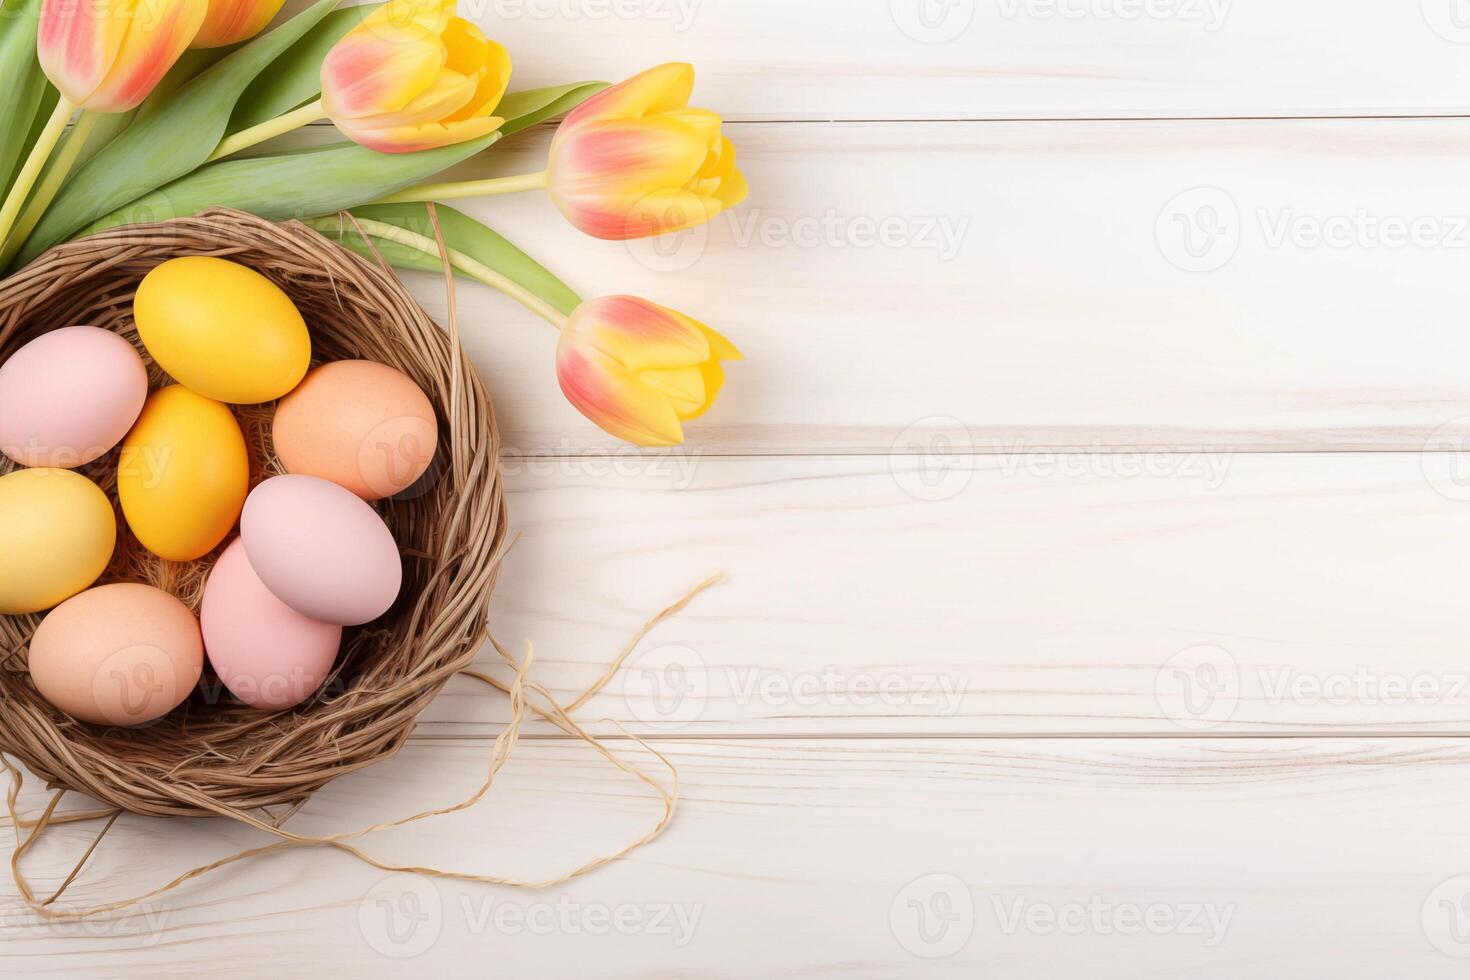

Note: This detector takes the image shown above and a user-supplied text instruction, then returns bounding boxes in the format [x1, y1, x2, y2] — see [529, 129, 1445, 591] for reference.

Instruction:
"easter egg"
[241, 475, 402, 626]
[118, 385, 249, 562]
[202, 539, 342, 710]
[0, 469, 115, 615]
[273, 360, 439, 500]
[0, 326, 148, 468]
[133, 257, 310, 404]
[28, 583, 203, 726]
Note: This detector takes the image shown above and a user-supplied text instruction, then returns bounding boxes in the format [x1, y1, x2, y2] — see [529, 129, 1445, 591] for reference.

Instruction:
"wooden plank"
[5, 737, 1470, 977]
[463, 0, 1470, 120]
[399, 453, 1470, 737]
[374, 118, 1470, 454]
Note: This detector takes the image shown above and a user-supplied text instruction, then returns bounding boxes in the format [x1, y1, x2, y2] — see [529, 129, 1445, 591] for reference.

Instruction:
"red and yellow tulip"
[546, 63, 746, 240]
[37, 0, 207, 113]
[374, 62, 748, 242]
[319, 0, 511, 153]
[192, 0, 287, 48]
[557, 295, 741, 447]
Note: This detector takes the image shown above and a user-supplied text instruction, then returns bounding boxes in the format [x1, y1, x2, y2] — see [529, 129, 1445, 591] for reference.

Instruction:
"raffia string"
[4, 574, 724, 919]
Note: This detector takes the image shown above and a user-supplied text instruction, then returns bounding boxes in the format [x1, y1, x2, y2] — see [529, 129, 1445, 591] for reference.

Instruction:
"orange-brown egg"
[272, 360, 438, 501]
[28, 584, 203, 727]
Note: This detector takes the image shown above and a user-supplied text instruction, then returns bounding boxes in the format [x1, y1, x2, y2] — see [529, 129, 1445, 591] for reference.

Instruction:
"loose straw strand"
[4, 577, 718, 919]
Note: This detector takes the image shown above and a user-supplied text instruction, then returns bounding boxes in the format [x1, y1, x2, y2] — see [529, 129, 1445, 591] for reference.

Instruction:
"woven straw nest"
[0, 208, 505, 819]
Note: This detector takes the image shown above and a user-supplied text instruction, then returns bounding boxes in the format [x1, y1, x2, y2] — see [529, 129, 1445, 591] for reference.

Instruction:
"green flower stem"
[311, 215, 570, 329]
[0, 98, 74, 253]
[1, 110, 101, 268]
[206, 98, 325, 162]
[372, 170, 549, 205]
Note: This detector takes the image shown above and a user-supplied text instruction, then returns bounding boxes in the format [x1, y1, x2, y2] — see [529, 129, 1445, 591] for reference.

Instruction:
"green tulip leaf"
[0, 0, 51, 197]
[312, 202, 582, 316]
[18, 0, 339, 264]
[496, 81, 609, 138]
[71, 134, 502, 243]
[229, 4, 375, 133]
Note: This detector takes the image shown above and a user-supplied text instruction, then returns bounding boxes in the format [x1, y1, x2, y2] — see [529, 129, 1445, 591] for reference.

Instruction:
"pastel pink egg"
[202, 538, 343, 710]
[0, 326, 148, 468]
[240, 475, 402, 626]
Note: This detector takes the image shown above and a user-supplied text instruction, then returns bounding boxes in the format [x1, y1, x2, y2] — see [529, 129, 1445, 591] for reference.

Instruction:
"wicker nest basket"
[0, 208, 506, 820]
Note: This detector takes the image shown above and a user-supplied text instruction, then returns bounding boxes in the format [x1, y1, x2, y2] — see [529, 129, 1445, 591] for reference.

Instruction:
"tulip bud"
[192, 0, 286, 48]
[547, 62, 748, 241]
[319, 0, 511, 153]
[38, 0, 207, 113]
[556, 296, 741, 447]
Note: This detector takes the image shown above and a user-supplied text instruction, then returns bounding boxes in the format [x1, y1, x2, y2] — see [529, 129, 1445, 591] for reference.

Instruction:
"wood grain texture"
[4, 737, 1470, 978]
[471, 0, 1470, 120]
[387, 453, 1470, 737]
[371, 118, 1470, 453]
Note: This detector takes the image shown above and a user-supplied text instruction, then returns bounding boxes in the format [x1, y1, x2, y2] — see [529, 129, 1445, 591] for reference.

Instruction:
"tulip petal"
[85, 0, 207, 113]
[193, 0, 286, 48]
[640, 365, 706, 417]
[335, 113, 503, 153]
[559, 61, 693, 131]
[712, 163, 749, 210]
[444, 34, 510, 122]
[683, 315, 744, 363]
[680, 359, 726, 422]
[552, 116, 709, 197]
[573, 296, 710, 372]
[557, 343, 685, 447]
[321, 29, 443, 118]
[38, 0, 131, 106]
[659, 107, 722, 144]
[350, 66, 476, 127]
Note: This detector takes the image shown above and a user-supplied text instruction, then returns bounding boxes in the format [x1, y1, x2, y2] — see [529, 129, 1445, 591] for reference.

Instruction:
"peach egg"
[28, 583, 203, 727]
[272, 359, 438, 501]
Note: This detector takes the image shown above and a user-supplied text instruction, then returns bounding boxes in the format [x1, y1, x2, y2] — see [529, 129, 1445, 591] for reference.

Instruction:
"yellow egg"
[119, 386, 249, 562]
[134, 257, 311, 404]
[0, 468, 116, 615]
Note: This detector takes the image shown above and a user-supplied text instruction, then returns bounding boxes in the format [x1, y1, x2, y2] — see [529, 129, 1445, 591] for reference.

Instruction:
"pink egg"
[240, 475, 402, 626]
[202, 539, 343, 710]
[0, 326, 148, 468]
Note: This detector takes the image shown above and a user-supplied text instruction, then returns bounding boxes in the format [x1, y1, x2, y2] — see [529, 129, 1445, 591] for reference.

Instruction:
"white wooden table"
[10, 2, 1470, 975]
